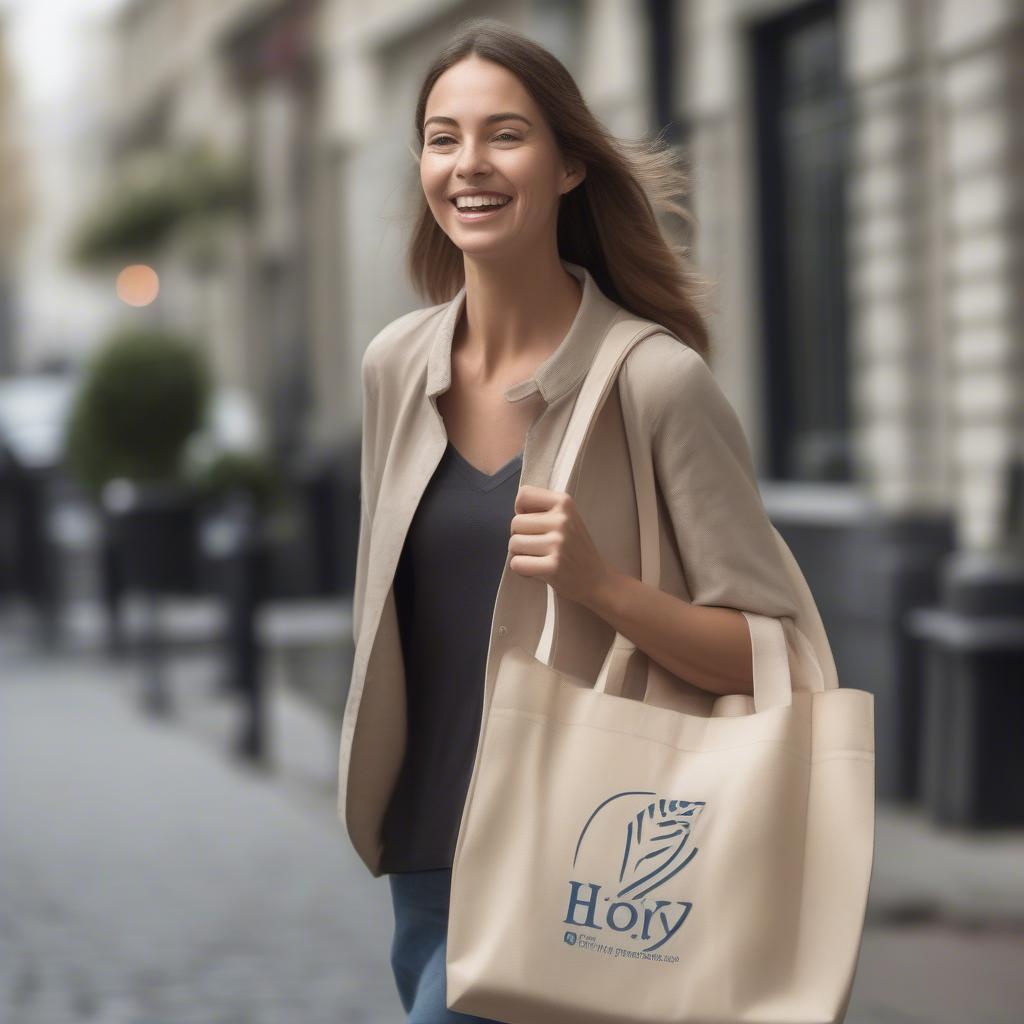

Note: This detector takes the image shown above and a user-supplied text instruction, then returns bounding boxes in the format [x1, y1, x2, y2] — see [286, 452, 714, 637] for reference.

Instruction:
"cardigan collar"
[425, 258, 623, 406]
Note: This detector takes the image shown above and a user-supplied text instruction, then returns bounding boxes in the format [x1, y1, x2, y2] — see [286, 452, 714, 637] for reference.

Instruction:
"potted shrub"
[65, 327, 211, 683]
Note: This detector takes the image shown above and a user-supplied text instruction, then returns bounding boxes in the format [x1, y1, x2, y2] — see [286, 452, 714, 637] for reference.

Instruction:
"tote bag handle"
[531, 317, 794, 713]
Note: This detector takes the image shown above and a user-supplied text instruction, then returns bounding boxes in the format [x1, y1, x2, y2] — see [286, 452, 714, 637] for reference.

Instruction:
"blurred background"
[0, 1, 1022, 1022]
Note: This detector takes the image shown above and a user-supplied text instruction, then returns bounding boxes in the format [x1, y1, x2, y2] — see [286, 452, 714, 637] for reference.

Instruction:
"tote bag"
[445, 318, 875, 1024]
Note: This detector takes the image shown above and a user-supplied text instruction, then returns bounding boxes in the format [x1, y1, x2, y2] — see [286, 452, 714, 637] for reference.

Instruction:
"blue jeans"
[387, 867, 502, 1023]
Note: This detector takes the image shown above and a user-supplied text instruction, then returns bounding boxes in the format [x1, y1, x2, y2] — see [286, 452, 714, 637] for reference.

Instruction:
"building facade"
[100, 0, 1023, 814]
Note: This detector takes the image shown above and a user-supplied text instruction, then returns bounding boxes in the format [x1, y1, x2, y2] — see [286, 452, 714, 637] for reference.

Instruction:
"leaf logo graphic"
[615, 798, 705, 900]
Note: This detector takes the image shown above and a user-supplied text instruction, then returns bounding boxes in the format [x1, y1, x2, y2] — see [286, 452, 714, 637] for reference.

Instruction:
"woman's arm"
[508, 337, 804, 698]
[583, 569, 754, 696]
[612, 337, 801, 697]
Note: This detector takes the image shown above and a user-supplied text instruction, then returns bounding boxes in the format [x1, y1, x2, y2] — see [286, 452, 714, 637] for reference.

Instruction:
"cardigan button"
[497, 625, 509, 637]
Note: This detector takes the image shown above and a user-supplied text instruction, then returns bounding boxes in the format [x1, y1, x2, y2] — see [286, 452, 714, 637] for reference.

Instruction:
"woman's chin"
[450, 235, 516, 258]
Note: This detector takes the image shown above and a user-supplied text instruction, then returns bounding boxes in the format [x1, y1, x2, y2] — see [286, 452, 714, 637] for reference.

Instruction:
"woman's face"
[420, 55, 583, 260]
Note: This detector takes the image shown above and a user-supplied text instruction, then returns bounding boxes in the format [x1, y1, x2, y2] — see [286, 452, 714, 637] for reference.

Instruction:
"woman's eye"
[428, 132, 519, 146]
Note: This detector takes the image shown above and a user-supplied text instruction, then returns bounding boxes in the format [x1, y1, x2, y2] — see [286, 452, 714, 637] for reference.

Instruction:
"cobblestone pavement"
[0, 648, 400, 1024]
[2, 635, 1023, 1024]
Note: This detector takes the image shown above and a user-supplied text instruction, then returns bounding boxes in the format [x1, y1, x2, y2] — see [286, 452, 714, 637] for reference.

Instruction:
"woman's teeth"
[455, 195, 510, 209]
[452, 196, 513, 220]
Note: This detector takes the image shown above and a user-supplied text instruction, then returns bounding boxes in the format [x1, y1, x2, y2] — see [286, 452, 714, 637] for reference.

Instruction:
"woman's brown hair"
[405, 17, 713, 360]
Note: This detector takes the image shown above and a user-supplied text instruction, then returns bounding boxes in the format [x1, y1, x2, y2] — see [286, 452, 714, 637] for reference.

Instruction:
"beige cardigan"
[337, 259, 838, 878]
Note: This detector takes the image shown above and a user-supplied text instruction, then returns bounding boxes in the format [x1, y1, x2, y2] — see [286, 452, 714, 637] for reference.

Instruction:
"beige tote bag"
[445, 318, 875, 1024]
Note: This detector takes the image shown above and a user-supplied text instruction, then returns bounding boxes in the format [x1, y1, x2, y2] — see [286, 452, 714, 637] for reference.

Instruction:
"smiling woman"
[338, 14, 855, 1024]
[418, 59, 588, 288]
[405, 31, 711, 363]
[355, 17, 724, 1024]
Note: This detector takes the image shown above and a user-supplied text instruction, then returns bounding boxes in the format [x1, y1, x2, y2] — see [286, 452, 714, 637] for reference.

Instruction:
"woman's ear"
[561, 159, 586, 196]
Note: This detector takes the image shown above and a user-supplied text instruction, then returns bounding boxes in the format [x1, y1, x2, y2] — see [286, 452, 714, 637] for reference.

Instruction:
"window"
[751, 0, 852, 482]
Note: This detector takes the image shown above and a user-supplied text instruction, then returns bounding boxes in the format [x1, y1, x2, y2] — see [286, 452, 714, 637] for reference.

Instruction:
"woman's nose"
[454, 138, 491, 177]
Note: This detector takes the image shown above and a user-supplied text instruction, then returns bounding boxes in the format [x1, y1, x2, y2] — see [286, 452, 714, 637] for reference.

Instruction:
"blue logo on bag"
[562, 791, 705, 956]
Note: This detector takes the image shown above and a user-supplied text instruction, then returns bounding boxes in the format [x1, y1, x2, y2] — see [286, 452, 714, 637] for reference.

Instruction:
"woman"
[337, 17, 837, 1024]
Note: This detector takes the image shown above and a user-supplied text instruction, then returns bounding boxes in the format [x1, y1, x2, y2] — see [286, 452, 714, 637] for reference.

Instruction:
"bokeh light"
[115, 264, 160, 307]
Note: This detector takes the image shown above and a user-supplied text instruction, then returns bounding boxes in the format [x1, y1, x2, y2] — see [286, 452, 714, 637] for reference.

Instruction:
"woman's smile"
[452, 197, 515, 222]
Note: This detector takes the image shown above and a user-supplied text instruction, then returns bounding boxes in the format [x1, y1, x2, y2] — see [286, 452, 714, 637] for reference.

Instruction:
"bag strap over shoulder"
[531, 314, 796, 713]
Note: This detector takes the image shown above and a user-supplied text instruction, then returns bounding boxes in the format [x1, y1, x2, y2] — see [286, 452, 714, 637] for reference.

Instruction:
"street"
[0, 645, 399, 1024]
[2, 635, 1022, 1024]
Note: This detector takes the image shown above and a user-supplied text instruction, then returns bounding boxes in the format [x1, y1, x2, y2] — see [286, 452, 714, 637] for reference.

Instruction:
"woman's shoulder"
[617, 326, 717, 430]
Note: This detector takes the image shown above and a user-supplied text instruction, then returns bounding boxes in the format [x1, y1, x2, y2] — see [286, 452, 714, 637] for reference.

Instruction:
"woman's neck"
[455, 257, 583, 385]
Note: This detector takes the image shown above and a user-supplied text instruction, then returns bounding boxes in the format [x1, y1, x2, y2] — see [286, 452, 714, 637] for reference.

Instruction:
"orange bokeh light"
[116, 264, 160, 307]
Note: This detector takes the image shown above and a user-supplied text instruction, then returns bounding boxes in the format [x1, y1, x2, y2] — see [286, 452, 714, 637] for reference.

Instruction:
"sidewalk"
[868, 803, 1024, 927]
[2, 622, 1023, 1023]
[0, 641, 400, 1024]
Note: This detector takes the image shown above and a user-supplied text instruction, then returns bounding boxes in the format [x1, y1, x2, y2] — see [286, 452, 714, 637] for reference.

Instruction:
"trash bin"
[906, 552, 1024, 828]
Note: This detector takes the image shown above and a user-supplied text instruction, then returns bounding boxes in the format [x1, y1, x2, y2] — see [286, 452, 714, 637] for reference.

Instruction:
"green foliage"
[71, 187, 183, 264]
[190, 449, 285, 515]
[72, 144, 252, 266]
[65, 328, 211, 497]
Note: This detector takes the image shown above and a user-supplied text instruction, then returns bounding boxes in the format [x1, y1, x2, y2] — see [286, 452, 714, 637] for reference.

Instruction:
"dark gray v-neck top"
[379, 439, 523, 874]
